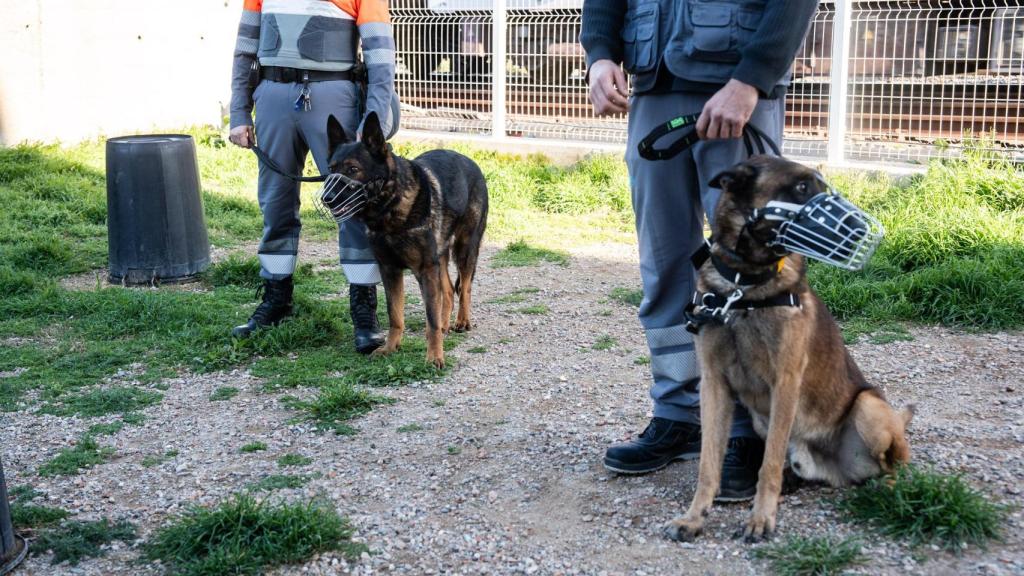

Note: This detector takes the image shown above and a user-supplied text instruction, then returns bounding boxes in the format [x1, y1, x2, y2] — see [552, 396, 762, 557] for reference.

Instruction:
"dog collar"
[684, 289, 802, 334]
[691, 239, 783, 287]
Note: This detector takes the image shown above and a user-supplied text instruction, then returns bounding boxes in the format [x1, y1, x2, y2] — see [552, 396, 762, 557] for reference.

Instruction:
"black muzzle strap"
[251, 145, 328, 183]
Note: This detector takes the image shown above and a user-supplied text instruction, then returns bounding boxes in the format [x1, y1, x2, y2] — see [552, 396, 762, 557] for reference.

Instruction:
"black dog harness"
[682, 241, 802, 335]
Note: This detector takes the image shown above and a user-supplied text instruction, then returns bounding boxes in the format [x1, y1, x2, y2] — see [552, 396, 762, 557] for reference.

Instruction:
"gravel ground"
[4, 240, 1024, 575]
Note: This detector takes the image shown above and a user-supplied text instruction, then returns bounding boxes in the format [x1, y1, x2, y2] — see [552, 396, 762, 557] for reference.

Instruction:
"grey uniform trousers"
[253, 79, 381, 285]
[624, 91, 785, 439]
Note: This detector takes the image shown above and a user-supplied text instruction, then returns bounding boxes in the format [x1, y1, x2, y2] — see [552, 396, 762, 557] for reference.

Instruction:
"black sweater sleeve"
[732, 0, 819, 94]
[580, 0, 627, 68]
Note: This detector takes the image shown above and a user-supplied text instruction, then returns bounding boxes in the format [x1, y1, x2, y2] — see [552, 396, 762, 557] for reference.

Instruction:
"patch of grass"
[276, 453, 313, 467]
[592, 334, 617, 351]
[467, 346, 488, 354]
[202, 253, 261, 289]
[610, 287, 643, 307]
[38, 435, 114, 477]
[209, 386, 240, 402]
[248, 474, 318, 492]
[447, 446, 461, 455]
[38, 386, 162, 418]
[753, 535, 864, 576]
[288, 381, 395, 435]
[841, 320, 914, 345]
[596, 308, 613, 317]
[491, 239, 570, 268]
[839, 465, 1006, 551]
[240, 441, 268, 453]
[121, 412, 145, 426]
[86, 421, 124, 436]
[516, 304, 549, 315]
[432, 399, 446, 407]
[397, 423, 424, 433]
[634, 355, 650, 366]
[10, 503, 69, 529]
[143, 494, 362, 576]
[486, 286, 541, 305]
[141, 449, 179, 468]
[33, 519, 136, 566]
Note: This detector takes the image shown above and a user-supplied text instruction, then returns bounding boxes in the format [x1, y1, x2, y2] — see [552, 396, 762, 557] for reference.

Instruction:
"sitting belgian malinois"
[324, 112, 488, 369]
[664, 155, 913, 543]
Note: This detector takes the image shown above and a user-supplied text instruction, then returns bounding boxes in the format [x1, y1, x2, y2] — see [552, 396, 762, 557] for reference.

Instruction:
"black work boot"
[603, 417, 702, 474]
[349, 284, 384, 354]
[716, 436, 765, 502]
[231, 277, 294, 338]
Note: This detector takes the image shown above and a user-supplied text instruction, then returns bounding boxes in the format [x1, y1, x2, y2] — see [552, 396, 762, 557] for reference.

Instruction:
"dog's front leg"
[373, 264, 405, 357]
[418, 263, 445, 369]
[740, 363, 803, 543]
[664, 367, 733, 542]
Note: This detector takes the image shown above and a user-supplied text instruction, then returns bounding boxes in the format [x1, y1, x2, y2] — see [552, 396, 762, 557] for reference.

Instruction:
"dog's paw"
[734, 514, 775, 543]
[663, 517, 703, 542]
[371, 344, 398, 358]
[426, 355, 445, 370]
[452, 320, 472, 333]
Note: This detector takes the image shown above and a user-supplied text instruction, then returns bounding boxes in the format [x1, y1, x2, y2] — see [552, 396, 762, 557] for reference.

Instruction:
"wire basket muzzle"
[770, 193, 884, 271]
[312, 173, 367, 224]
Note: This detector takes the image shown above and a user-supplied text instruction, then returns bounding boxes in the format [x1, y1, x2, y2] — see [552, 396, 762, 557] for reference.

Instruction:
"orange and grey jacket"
[230, 0, 396, 135]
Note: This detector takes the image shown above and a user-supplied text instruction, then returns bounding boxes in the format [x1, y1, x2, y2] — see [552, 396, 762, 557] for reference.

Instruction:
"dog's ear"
[709, 163, 757, 194]
[361, 111, 388, 160]
[327, 115, 349, 154]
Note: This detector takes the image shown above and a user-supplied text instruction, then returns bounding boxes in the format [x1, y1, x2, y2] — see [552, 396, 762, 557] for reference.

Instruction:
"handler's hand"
[588, 59, 630, 116]
[697, 79, 759, 140]
[229, 125, 255, 149]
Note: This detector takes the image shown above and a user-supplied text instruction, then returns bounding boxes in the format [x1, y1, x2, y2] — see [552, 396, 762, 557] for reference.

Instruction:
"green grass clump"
[209, 386, 240, 402]
[248, 474, 318, 492]
[839, 465, 1006, 551]
[753, 535, 864, 576]
[10, 500, 69, 528]
[516, 304, 549, 315]
[240, 441, 268, 453]
[467, 346, 487, 354]
[491, 239, 570, 268]
[38, 435, 114, 477]
[86, 421, 124, 436]
[38, 386, 163, 418]
[141, 450, 179, 468]
[592, 334, 617, 350]
[121, 412, 145, 426]
[288, 381, 394, 434]
[486, 286, 541, 305]
[610, 287, 643, 307]
[397, 423, 424, 433]
[634, 355, 650, 366]
[276, 453, 313, 467]
[33, 519, 136, 566]
[144, 494, 361, 576]
[203, 253, 261, 288]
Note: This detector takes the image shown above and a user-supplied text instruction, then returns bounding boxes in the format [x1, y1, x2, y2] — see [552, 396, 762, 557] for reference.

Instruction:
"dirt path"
[4, 241, 1024, 575]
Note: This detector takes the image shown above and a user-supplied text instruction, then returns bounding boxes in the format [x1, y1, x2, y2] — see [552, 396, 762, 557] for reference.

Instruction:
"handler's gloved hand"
[229, 125, 255, 149]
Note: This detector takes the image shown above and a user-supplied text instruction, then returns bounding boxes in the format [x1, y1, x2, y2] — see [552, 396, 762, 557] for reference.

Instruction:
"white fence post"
[827, 0, 852, 165]
[492, 0, 508, 139]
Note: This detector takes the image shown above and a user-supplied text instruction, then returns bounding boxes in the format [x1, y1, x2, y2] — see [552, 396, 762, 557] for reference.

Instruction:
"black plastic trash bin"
[106, 134, 211, 285]
[0, 458, 27, 575]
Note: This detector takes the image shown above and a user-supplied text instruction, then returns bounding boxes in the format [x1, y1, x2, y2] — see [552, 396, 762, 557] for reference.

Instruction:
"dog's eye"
[795, 181, 808, 193]
[344, 165, 359, 176]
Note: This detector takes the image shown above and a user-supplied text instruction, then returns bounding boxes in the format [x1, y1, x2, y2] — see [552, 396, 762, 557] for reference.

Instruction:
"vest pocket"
[298, 17, 354, 63]
[258, 18, 281, 54]
[621, 5, 659, 74]
[685, 3, 740, 63]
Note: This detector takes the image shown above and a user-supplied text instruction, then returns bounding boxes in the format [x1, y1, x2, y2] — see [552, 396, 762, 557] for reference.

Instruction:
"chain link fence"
[392, 0, 1024, 164]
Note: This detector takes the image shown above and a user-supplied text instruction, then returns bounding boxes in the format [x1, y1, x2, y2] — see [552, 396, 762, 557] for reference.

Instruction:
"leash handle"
[251, 145, 328, 183]
[637, 113, 782, 161]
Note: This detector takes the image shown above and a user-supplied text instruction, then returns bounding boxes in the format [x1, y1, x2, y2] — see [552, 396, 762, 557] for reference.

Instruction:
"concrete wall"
[0, 0, 243, 145]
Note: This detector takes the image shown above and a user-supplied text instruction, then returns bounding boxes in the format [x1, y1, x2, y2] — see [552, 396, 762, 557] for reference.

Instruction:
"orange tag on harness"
[776, 259, 786, 273]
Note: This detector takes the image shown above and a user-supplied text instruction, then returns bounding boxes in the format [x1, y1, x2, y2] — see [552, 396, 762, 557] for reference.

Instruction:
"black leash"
[637, 114, 781, 161]
[250, 145, 329, 183]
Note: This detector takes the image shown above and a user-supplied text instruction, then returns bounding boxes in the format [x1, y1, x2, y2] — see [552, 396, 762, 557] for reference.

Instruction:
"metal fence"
[392, 0, 1024, 164]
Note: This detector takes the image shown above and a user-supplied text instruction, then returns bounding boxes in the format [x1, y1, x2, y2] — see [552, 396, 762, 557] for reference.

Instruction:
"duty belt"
[260, 66, 358, 83]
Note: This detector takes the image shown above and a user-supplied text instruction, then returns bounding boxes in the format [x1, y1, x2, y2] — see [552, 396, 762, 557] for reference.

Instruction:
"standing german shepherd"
[326, 112, 488, 369]
[664, 155, 913, 543]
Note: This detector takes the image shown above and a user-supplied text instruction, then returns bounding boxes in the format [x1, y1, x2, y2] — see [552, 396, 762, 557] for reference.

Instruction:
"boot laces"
[250, 281, 290, 324]
[350, 286, 377, 327]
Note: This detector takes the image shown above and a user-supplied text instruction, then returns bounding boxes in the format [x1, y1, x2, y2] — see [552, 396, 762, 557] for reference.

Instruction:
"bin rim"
[106, 134, 194, 145]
